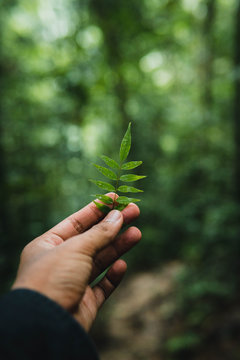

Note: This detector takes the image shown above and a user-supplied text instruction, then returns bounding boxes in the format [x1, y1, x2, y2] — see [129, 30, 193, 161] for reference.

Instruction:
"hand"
[12, 194, 141, 331]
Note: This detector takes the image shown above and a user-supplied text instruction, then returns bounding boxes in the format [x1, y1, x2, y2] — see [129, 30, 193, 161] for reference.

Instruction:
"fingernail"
[105, 210, 122, 223]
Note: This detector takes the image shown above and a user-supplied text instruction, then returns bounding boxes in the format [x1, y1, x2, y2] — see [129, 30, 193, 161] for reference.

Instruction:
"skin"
[12, 193, 141, 332]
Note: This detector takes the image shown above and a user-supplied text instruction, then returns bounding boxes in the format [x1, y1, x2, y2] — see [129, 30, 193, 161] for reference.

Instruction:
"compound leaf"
[118, 185, 143, 193]
[122, 161, 142, 170]
[90, 180, 115, 191]
[119, 122, 131, 162]
[120, 174, 146, 182]
[91, 123, 145, 210]
[93, 201, 111, 214]
[100, 155, 120, 169]
[93, 164, 117, 180]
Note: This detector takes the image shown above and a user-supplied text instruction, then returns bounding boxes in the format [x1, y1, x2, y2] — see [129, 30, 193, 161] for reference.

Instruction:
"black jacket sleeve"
[0, 289, 99, 360]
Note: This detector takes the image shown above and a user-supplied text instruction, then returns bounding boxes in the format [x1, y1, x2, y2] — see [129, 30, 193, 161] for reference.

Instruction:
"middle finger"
[90, 226, 141, 283]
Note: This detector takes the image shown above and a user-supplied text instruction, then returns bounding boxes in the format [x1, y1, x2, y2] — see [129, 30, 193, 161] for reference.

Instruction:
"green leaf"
[117, 196, 141, 205]
[100, 155, 120, 169]
[122, 161, 142, 170]
[118, 185, 143, 193]
[114, 203, 127, 211]
[95, 194, 114, 204]
[119, 122, 131, 162]
[90, 180, 115, 191]
[93, 201, 111, 214]
[93, 164, 117, 180]
[120, 174, 146, 182]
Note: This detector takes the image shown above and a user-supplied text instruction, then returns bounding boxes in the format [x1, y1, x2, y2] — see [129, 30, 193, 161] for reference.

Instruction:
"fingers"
[121, 203, 140, 225]
[69, 210, 124, 256]
[44, 194, 115, 241]
[93, 260, 127, 309]
[90, 226, 141, 282]
[24, 197, 140, 260]
[73, 260, 127, 331]
[44, 194, 140, 241]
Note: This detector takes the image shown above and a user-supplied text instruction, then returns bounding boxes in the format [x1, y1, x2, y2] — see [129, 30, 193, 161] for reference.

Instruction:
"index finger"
[45, 193, 140, 241]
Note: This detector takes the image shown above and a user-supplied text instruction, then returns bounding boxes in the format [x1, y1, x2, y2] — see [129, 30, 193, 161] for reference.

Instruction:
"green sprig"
[89, 122, 146, 213]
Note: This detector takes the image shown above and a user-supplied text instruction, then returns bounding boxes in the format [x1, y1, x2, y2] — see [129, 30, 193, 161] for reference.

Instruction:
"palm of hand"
[13, 195, 141, 331]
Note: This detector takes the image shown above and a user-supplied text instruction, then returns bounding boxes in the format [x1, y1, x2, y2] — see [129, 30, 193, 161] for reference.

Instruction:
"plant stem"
[113, 162, 122, 209]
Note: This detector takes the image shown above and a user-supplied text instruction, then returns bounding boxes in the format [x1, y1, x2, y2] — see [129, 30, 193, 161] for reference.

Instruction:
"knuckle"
[95, 222, 114, 238]
[68, 216, 84, 234]
[20, 242, 32, 260]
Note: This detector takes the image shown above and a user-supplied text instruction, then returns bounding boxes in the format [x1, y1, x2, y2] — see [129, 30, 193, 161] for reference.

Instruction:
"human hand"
[12, 194, 141, 331]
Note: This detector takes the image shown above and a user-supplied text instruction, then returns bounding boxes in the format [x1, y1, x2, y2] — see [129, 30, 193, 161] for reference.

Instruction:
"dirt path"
[92, 262, 184, 360]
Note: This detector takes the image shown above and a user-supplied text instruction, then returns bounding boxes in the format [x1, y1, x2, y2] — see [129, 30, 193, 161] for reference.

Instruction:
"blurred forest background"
[1, 0, 240, 358]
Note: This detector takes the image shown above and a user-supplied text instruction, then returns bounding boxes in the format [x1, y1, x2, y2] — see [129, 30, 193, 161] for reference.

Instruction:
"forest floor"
[92, 261, 240, 360]
[92, 261, 184, 360]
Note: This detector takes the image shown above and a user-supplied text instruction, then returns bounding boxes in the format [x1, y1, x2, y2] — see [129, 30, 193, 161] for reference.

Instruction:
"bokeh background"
[1, 0, 240, 358]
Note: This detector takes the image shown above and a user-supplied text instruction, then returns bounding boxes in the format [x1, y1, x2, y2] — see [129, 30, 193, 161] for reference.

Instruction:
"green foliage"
[121, 161, 142, 170]
[89, 180, 115, 192]
[90, 123, 145, 211]
[119, 123, 131, 162]
[117, 196, 140, 204]
[100, 156, 120, 170]
[118, 185, 143, 193]
[94, 195, 114, 204]
[120, 174, 146, 182]
[93, 201, 111, 214]
[166, 333, 201, 353]
[93, 164, 117, 180]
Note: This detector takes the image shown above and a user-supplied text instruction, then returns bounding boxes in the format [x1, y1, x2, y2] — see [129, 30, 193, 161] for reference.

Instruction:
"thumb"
[68, 210, 123, 256]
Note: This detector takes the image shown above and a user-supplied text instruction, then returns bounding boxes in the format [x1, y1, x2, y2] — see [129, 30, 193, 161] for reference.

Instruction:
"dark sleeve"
[0, 289, 99, 360]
